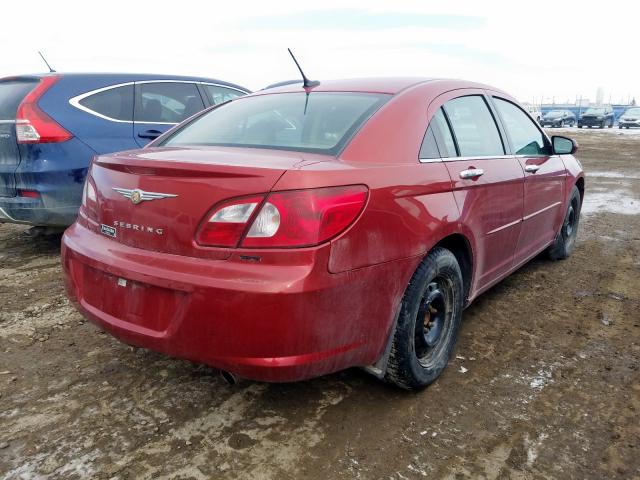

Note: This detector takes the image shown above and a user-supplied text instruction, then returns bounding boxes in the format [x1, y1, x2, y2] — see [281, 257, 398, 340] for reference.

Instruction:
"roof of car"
[0, 72, 250, 92]
[257, 77, 505, 96]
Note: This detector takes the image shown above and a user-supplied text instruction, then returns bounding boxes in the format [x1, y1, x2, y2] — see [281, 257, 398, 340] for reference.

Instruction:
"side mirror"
[552, 135, 578, 155]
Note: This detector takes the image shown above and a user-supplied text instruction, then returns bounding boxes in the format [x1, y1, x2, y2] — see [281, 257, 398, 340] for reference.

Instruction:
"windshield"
[624, 108, 640, 116]
[160, 92, 390, 155]
[584, 108, 605, 115]
[545, 111, 563, 118]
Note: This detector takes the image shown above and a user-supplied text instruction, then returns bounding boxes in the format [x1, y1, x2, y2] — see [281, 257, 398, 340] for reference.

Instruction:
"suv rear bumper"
[62, 222, 415, 382]
[0, 195, 79, 226]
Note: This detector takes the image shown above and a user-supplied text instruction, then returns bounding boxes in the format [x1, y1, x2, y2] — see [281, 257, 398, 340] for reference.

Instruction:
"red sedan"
[62, 78, 584, 389]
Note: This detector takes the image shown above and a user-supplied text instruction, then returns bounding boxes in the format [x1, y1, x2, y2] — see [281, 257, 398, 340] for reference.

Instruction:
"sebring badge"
[112, 187, 177, 205]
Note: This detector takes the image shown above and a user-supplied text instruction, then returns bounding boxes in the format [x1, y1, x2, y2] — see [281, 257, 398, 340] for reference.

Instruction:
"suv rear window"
[160, 92, 390, 155]
[0, 79, 38, 119]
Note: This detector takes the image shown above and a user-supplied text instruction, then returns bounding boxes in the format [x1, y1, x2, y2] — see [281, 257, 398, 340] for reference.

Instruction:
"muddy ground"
[1, 129, 639, 479]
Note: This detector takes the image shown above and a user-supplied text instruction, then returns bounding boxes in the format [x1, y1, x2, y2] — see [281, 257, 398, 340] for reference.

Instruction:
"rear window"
[0, 79, 38, 119]
[160, 92, 390, 155]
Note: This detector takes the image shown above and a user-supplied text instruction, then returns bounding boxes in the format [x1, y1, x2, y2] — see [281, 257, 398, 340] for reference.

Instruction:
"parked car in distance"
[523, 103, 541, 123]
[618, 107, 640, 129]
[540, 109, 576, 127]
[578, 106, 614, 128]
[0, 73, 249, 229]
[62, 78, 584, 389]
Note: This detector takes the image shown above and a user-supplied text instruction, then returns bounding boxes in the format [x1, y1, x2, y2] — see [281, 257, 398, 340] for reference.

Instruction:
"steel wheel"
[414, 278, 454, 367]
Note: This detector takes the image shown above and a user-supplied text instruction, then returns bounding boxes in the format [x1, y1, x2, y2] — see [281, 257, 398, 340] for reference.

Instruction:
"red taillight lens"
[18, 189, 40, 199]
[242, 186, 368, 248]
[195, 195, 264, 247]
[195, 186, 368, 248]
[80, 175, 98, 219]
[16, 76, 73, 144]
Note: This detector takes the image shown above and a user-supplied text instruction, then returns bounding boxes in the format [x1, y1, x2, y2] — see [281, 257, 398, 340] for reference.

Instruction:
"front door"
[491, 96, 565, 265]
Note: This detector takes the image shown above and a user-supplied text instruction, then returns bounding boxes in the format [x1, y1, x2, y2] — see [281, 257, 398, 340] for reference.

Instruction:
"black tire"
[608, 120, 613, 128]
[385, 247, 464, 390]
[578, 125, 583, 128]
[560, 120, 565, 127]
[600, 121, 605, 129]
[548, 186, 581, 260]
[619, 125, 623, 129]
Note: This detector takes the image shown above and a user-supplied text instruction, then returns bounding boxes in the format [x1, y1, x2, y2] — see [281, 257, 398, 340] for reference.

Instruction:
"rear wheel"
[548, 186, 581, 260]
[385, 247, 464, 390]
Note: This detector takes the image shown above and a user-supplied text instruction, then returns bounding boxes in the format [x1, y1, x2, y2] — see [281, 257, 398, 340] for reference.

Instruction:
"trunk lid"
[89, 146, 329, 258]
[0, 77, 39, 197]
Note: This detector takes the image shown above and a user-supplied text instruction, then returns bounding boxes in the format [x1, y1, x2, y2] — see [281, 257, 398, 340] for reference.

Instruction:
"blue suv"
[0, 73, 249, 229]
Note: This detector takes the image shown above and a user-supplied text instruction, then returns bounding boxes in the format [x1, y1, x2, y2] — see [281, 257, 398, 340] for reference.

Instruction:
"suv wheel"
[385, 247, 464, 390]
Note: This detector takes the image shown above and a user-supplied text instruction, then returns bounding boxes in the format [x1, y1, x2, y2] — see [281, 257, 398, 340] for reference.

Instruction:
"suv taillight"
[195, 185, 368, 248]
[16, 76, 73, 144]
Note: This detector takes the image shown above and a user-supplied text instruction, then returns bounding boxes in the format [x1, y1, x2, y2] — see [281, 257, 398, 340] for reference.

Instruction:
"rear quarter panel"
[274, 82, 469, 274]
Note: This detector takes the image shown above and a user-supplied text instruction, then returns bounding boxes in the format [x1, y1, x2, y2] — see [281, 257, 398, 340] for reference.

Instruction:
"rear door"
[69, 83, 135, 154]
[434, 92, 525, 291]
[133, 82, 205, 147]
[200, 83, 246, 106]
[0, 77, 39, 197]
[491, 96, 565, 264]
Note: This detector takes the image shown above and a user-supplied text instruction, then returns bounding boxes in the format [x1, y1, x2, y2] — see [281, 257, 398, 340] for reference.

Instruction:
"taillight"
[16, 76, 73, 144]
[195, 186, 368, 248]
[81, 176, 98, 218]
[196, 195, 263, 247]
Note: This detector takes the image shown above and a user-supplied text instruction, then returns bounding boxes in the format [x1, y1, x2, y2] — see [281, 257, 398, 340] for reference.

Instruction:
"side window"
[203, 85, 245, 106]
[493, 98, 550, 156]
[78, 85, 133, 121]
[443, 95, 504, 157]
[135, 82, 205, 124]
[430, 108, 456, 157]
[419, 126, 439, 159]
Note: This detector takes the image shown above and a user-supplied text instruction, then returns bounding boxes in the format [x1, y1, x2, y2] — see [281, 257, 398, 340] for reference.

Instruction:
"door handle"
[459, 168, 484, 179]
[525, 164, 540, 173]
[137, 129, 163, 139]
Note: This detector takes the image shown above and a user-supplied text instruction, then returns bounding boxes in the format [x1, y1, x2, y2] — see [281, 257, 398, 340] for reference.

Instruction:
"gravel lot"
[1, 129, 639, 479]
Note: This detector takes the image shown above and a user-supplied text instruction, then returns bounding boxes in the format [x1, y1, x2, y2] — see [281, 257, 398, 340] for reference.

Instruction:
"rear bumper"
[62, 223, 415, 382]
[0, 195, 80, 226]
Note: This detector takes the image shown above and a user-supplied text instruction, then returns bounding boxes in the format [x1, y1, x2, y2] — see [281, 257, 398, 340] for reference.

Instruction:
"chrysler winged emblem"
[112, 187, 177, 205]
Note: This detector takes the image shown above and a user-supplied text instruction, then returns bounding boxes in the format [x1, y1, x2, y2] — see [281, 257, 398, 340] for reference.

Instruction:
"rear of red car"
[62, 89, 405, 381]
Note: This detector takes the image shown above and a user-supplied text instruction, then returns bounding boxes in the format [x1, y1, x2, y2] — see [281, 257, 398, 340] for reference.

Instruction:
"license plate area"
[82, 265, 185, 332]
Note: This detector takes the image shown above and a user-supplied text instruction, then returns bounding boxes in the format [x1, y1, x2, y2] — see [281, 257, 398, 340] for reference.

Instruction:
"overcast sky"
[2, 0, 638, 105]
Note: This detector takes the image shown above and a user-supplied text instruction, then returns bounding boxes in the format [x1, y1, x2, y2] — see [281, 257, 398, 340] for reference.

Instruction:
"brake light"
[195, 186, 368, 248]
[81, 176, 98, 219]
[18, 189, 40, 199]
[195, 196, 264, 247]
[15, 76, 73, 144]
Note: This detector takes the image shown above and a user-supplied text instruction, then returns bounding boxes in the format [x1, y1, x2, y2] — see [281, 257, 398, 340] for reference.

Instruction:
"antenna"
[38, 51, 55, 73]
[287, 48, 319, 89]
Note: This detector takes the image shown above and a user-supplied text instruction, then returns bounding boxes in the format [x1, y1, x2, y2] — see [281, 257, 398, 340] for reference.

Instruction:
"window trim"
[489, 95, 552, 157]
[69, 80, 248, 124]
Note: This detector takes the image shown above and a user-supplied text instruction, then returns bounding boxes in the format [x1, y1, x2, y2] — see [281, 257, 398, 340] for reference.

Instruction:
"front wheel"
[385, 247, 464, 390]
[548, 186, 581, 260]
